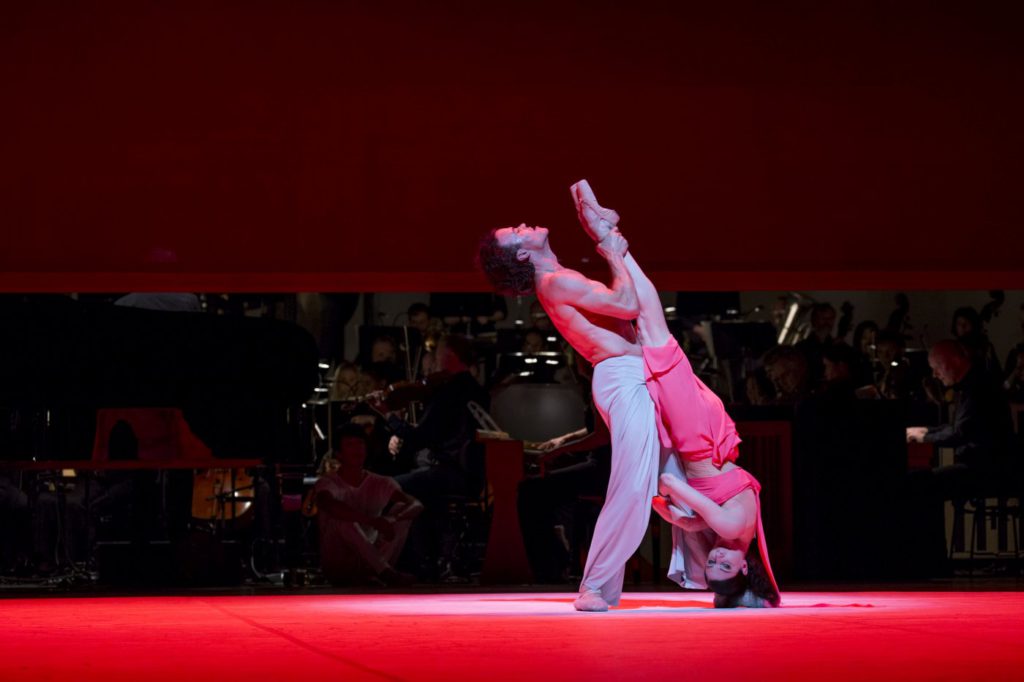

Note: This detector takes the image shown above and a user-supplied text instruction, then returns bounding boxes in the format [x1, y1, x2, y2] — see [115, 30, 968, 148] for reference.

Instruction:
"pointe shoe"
[570, 179, 620, 243]
[573, 589, 610, 612]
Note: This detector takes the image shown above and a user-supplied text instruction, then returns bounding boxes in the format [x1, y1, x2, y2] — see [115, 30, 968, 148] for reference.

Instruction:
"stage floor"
[2, 590, 1022, 681]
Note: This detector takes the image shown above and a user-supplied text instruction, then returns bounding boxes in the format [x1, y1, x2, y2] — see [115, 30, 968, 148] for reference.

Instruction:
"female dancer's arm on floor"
[658, 473, 747, 539]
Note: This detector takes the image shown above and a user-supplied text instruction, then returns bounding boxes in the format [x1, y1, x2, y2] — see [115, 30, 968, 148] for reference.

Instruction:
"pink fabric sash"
[688, 467, 780, 597]
[642, 338, 741, 467]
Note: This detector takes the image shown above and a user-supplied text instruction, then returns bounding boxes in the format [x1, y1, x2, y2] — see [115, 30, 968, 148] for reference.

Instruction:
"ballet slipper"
[573, 589, 610, 612]
[570, 179, 620, 243]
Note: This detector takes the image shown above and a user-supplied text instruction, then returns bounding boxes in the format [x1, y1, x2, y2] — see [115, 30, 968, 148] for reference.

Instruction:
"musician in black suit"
[905, 339, 1016, 575]
[517, 400, 610, 583]
[385, 335, 488, 577]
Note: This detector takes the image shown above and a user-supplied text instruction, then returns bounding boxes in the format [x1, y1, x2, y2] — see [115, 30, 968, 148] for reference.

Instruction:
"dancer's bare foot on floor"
[570, 179, 620, 243]
[573, 589, 610, 612]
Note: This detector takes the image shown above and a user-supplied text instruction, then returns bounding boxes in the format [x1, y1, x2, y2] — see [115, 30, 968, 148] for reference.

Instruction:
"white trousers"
[580, 354, 662, 605]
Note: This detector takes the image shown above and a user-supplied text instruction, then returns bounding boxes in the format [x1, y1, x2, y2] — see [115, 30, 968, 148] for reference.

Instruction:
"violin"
[340, 370, 455, 415]
[381, 370, 454, 408]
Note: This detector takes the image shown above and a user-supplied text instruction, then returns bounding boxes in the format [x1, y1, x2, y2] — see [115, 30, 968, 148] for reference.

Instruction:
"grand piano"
[0, 295, 319, 461]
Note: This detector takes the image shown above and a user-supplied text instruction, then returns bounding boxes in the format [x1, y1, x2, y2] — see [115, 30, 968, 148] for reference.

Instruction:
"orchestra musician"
[517, 357, 611, 583]
[313, 424, 421, 586]
[382, 334, 489, 578]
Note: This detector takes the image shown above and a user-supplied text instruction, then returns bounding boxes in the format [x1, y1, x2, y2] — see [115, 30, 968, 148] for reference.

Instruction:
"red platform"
[1, 590, 1021, 681]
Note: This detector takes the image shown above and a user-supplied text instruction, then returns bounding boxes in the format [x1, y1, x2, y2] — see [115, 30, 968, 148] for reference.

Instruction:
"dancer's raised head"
[477, 223, 549, 295]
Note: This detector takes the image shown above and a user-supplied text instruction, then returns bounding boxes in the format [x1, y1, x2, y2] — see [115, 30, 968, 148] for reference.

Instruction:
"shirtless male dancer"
[478, 188, 662, 612]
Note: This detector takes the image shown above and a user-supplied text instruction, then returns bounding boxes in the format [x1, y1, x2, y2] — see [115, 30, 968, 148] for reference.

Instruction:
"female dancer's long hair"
[707, 540, 780, 608]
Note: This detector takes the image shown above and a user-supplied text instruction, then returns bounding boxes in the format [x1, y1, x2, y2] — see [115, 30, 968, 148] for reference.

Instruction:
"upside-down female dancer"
[571, 181, 780, 608]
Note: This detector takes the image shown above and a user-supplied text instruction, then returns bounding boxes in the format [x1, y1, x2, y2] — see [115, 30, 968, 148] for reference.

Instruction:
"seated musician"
[314, 424, 422, 586]
[904, 339, 1016, 575]
[384, 334, 489, 577]
[517, 358, 610, 582]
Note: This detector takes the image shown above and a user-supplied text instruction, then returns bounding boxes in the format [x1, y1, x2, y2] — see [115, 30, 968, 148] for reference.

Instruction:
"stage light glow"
[2, 592, 1020, 682]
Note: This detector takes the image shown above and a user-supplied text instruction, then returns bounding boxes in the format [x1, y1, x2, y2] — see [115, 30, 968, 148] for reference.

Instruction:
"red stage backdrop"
[2, 2, 1022, 291]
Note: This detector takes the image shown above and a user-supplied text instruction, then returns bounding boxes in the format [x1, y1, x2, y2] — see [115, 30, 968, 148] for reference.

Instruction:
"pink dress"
[642, 337, 741, 466]
[645, 337, 779, 600]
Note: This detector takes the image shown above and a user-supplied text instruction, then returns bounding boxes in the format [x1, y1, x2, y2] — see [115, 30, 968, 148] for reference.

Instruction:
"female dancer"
[571, 180, 780, 608]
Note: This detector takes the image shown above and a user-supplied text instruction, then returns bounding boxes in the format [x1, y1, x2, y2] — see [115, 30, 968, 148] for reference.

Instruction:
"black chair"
[950, 495, 1021, 575]
[437, 491, 490, 583]
[949, 456, 1023, 576]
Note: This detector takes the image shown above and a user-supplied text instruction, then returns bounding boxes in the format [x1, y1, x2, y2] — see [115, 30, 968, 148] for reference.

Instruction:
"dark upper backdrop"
[2, 1, 1022, 291]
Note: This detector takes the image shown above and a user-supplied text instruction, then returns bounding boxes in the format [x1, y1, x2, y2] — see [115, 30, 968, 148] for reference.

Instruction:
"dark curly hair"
[476, 228, 536, 296]
[707, 540, 780, 608]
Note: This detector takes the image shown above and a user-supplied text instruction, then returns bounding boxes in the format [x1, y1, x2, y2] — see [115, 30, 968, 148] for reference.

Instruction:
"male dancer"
[478, 185, 662, 612]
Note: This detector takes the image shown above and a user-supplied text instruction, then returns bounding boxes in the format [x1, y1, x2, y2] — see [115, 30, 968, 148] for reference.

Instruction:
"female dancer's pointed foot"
[574, 589, 610, 612]
[570, 179, 620, 243]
